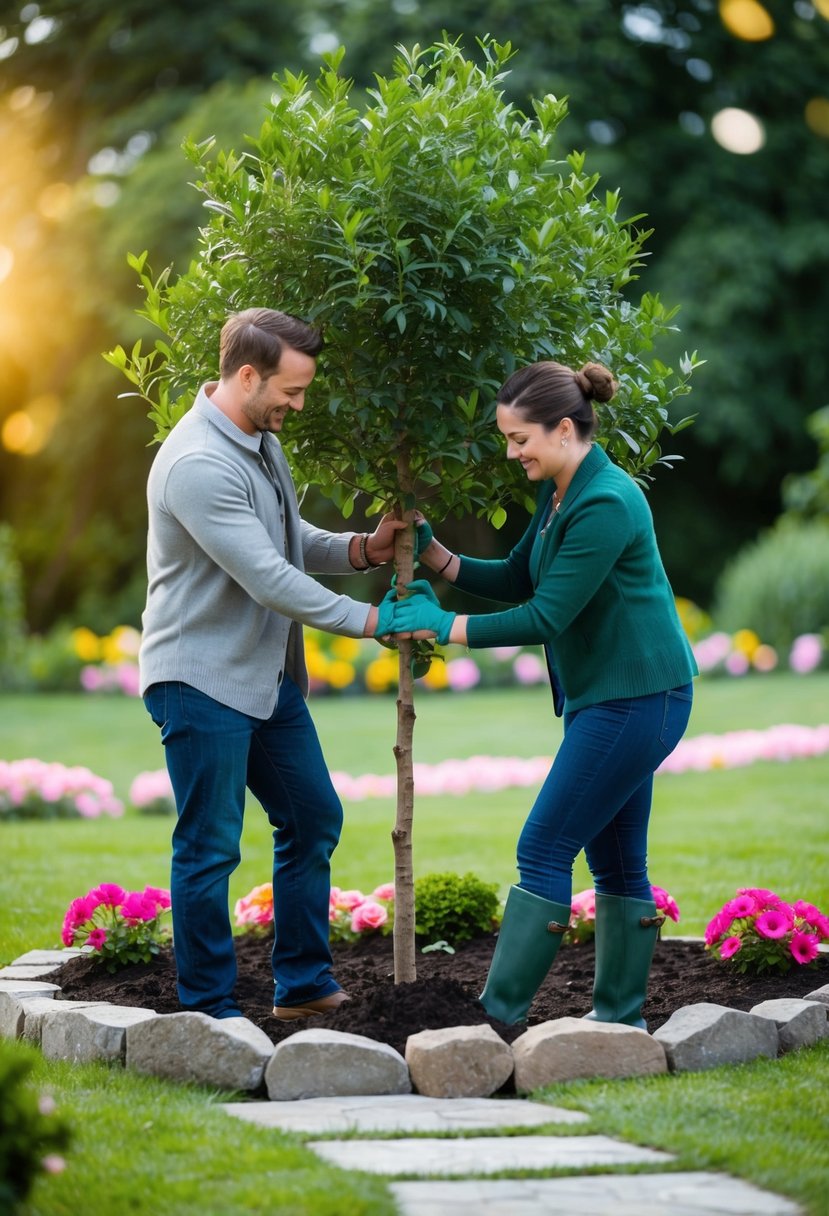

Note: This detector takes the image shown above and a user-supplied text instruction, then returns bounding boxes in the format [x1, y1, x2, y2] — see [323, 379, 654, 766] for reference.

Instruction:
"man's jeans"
[144, 677, 343, 1017]
[517, 684, 694, 904]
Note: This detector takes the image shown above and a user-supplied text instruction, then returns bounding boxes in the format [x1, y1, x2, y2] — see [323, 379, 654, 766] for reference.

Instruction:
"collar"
[553, 443, 609, 512]
[193, 383, 262, 454]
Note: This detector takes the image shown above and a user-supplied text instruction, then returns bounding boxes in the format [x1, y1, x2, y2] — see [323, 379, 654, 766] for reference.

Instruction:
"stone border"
[1, 948, 827, 1101]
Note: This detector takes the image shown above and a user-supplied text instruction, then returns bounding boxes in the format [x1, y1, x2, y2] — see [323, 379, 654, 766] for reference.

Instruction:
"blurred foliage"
[713, 518, 829, 650]
[1, 1, 828, 627]
[782, 406, 829, 520]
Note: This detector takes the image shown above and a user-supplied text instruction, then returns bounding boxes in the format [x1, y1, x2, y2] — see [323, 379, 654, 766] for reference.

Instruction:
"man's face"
[242, 346, 317, 434]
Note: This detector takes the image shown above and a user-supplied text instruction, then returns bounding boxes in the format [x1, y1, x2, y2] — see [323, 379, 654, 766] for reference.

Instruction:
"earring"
[561, 438, 568, 447]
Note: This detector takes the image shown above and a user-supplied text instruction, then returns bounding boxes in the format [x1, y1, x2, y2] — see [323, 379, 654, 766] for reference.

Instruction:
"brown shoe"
[272, 990, 350, 1021]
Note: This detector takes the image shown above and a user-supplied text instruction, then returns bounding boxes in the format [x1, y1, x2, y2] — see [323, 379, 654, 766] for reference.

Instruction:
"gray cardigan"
[139, 386, 370, 717]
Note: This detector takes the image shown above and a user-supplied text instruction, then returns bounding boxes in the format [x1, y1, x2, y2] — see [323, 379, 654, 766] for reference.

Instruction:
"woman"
[387, 360, 697, 1027]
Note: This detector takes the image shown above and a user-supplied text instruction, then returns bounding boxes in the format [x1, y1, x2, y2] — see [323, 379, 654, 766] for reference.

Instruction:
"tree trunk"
[391, 450, 417, 983]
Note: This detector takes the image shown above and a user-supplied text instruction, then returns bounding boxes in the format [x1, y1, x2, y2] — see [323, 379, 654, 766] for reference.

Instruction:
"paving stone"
[0, 964, 68, 980]
[126, 1012, 274, 1092]
[405, 1024, 514, 1098]
[511, 1017, 667, 1091]
[13, 996, 109, 1044]
[653, 1003, 779, 1072]
[0, 978, 59, 1001]
[265, 1027, 410, 1100]
[221, 1093, 588, 1134]
[308, 1134, 673, 1175]
[40, 1004, 158, 1063]
[388, 1171, 804, 1215]
[750, 998, 829, 1053]
[9, 949, 83, 966]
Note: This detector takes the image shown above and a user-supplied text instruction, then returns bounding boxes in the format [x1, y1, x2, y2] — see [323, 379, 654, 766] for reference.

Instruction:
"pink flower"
[570, 889, 596, 919]
[790, 931, 821, 965]
[90, 883, 127, 908]
[41, 1155, 66, 1175]
[371, 883, 395, 902]
[793, 900, 822, 925]
[61, 925, 75, 946]
[350, 900, 388, 933]
[814, 915, 829, 940]
[513, 652, 546, 685]
[333, 889, 366, 911]
[120, 892, 159, 923]
[87, 927, 108, 950]
[755, 908, 791, 939]
[234, 883, 273, 927]
[725, 651, 750, 676]
[738, 887, 782, 907]
[651, 885, 680, 922]
[789, 633, 823, 674]
[724, 893, 757, 919]
[719, 936, 742, 959]
[704, 910, 732, 945]
[143, 886, 172, 910]
[446, 656, 481, 691]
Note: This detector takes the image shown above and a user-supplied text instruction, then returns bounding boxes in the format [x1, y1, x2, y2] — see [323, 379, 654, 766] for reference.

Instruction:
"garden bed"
[53, 933, 828, 1058]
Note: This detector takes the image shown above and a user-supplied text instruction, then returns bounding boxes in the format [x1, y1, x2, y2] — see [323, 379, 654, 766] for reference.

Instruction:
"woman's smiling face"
[496, 402, 567, 481]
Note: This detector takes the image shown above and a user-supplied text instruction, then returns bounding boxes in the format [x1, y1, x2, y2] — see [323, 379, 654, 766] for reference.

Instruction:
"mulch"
[52, 931, 828, 1058]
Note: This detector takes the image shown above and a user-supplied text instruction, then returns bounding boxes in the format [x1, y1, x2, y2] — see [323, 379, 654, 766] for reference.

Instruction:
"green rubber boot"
[585, 893, 665, 1029]
[479, 885, 571, 1025]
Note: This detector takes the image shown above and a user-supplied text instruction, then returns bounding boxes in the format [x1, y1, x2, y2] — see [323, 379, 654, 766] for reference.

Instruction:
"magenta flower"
[91, 883, 127, 908]
[755, 908, 791, 939]
[143, 885, 172, 910]
[739, 886, 782, 907]
[651, 885, 681, 922]
[87, 927, 108, 950]
[790, 931, 821, 965]
[719, 936, 742, 959]
[725, 893, 757, 919]
[119, 892, 159, 922]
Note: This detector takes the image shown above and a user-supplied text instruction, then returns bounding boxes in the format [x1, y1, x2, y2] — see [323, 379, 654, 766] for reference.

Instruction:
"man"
[140, 308, 400, 1020]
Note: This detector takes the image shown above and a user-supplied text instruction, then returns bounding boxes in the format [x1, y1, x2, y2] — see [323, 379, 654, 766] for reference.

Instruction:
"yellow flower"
[326, 660, 356, 689]
[331, 636, 361, 661]
[365, 657, 397, 693]
[109, 625, 141, 658]
[101, 636, 124, 664]
[420, 660, 449, 689]
[306, 649, 330, 679]
[71, 627, 101, 662]
[733, 628, 761, 658]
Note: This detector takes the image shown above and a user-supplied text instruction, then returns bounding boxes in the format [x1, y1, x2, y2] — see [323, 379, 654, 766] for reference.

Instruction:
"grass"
[533, 1039, 829, 1216]
[2, 674, 828, 1214]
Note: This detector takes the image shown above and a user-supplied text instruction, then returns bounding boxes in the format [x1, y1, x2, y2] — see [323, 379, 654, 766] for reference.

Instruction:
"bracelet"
[436, 552, 454, 575]
[358, 532, 384, 570]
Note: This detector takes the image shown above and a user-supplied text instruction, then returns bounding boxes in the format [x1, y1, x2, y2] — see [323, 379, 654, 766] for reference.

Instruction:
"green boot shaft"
[479, 885, 571, 1025]
[586, 892, 664, 1029]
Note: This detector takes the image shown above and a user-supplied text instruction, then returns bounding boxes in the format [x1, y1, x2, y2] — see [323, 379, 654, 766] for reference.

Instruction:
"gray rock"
[804, 983, 829, 1008]
[41, 1005, 158, 1063]
[126, 1013, 274, 1091]
[266, 1028, 411, 1101]
[9, 949, 83, 966]
[653, 1002, 779, 1072]
[0, 964, 67, 980]
[750, 997, 829, 1053]
[14, 996, 109, 1045]
[0, 979, 59, 1001]
[405, 1025, 513, 1099]
[511, 1017, 667, 1092]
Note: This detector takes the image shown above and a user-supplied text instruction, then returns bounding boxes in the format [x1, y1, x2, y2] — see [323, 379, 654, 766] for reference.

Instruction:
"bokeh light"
[813, 0, 829, 19]
[719, 0, 775, 40]
[805, 97, 829, 137]
[1, 393, 60, 455]
[711, 107, 766, 153]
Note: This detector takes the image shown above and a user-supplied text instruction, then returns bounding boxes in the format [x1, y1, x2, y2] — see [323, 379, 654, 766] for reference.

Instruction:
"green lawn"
[2, 675, 828, 1216]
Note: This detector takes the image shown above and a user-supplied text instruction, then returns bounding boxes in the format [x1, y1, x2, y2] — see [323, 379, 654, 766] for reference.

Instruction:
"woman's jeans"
[517, 684, 694, 904]
[144, 677, 343, 1017]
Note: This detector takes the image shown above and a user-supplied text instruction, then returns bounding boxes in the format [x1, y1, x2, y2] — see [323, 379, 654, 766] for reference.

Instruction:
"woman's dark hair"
[219, 308, 324, 379]
[497, 360, 617, 440]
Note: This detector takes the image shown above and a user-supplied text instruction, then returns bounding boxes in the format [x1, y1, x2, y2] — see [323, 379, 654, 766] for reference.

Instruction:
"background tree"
[110, 37, 698, 980]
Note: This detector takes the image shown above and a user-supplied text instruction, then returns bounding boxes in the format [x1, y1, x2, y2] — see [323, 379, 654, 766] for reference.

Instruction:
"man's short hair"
[219, 308, 324, 378]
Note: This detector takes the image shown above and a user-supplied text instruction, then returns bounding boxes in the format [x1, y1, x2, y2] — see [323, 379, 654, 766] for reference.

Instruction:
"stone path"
[221, 1094, 804, 1215]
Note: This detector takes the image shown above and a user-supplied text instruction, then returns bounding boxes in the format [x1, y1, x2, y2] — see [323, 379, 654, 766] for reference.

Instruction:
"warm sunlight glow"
[37, 180, 73, 220]
[805, 97, 829, 137]
[719, 0, 775, 40]
[1, 394, 60, 455]
[0, 246, 13, 284]
[813, 0, 829, 19]
[711, 107, 766, 153]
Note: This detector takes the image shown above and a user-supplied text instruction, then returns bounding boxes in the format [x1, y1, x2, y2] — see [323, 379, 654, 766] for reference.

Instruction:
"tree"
[110, 36, 698, 979]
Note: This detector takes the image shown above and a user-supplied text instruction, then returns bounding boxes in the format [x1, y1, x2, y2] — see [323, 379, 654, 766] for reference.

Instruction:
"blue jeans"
[517, 684, 694, 904]
[144, 677, 343, 1017]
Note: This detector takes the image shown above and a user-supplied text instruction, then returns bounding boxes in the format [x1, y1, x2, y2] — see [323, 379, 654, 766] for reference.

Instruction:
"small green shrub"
[414, 871, 501, 945]
[0, 1039, 71, 1212]
[713, 520, 829, 651]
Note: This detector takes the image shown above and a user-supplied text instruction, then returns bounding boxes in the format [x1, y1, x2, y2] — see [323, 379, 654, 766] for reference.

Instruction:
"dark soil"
[52, 933, 828, 1058]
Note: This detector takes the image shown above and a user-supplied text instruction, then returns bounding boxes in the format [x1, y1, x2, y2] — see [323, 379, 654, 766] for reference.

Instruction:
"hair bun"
[575, 362, 617, 404]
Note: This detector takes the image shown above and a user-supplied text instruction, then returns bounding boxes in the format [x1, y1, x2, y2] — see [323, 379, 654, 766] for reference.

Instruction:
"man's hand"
[364, 514, 407, 566]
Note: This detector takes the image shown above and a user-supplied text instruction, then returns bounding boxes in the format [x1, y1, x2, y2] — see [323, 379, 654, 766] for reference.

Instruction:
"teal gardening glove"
[388, 588, 456, 645]
[374, 586, 399, 639]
